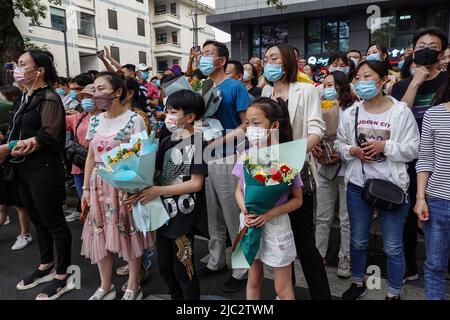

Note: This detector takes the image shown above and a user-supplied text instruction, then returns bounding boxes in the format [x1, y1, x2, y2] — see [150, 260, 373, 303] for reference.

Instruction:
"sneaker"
[222, 277, 247, 293]
[337, 257, 351, 279]
[65, 210, 80, 222]
[89, 285, 116, 300]
[11, 234, 32, 251]
[197, 264, 229, 279]
[341, 282, 368, 300]
[1, 216, 10, 227]
[386, 295, 401, 300]
[402, 270, 419, 284]
[122, 288, 143, 300]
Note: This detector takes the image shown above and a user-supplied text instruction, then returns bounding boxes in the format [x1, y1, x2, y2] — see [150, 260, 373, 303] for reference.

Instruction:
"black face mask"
[414, 48, 440, 66]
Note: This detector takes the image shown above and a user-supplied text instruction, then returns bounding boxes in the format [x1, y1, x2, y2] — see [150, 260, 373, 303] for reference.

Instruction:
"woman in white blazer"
[261, 43, 330, 300]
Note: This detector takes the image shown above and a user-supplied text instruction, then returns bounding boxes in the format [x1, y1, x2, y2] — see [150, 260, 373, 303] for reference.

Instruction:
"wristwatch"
[82, 186, 90, 191]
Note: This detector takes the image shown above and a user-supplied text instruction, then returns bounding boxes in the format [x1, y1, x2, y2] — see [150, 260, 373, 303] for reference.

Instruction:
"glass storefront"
[306, 16, 349, 56]
[251, 23, 288, 58]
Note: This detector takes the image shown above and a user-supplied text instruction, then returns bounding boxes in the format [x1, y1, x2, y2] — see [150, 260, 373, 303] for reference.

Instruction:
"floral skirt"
[81, 167, 153, 264]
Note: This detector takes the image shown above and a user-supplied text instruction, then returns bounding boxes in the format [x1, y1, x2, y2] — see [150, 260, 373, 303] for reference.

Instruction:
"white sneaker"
[122, 288, 143, 300]
[1, 216, 10, 226]
[65, 210, 80, 222]
[337, 257, 351, 279]
[11, 234, 32, 251]
[89, 286, 116, 300]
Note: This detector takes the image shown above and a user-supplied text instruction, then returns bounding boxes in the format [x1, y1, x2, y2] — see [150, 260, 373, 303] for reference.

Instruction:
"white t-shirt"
[350, 105, 395, 187]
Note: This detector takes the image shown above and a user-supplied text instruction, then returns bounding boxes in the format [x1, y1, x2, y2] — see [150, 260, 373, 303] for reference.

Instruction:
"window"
[108, 9, 118, 30]
[155, 4, 166, 15]
[172, 31, 178, 44]
[110, 46, 120, 63]
[158, 60, 168, 72]
[139, 51, 147, 65]
[305, 17, 349, 58]
[77, 12, 95, 37]
[156, 33, 167, 44]
[170, 3, 177, 16]
[173, 59, 179, 65]
[137, 18, 145, 36]
[435, 6, 449, 33]
[50, 7, 66, 30]
[251, 23, 288, 58]
[136, 0, 144, 3]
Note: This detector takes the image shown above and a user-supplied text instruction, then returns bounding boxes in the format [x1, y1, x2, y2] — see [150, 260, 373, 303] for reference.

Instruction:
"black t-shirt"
[391, 71, 447, 131]
[155, 133, 208, 239]
[248, 86, 262, 98]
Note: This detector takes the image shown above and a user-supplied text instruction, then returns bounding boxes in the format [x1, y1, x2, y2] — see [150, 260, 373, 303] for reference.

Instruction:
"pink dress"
[81, 110, 153, 264]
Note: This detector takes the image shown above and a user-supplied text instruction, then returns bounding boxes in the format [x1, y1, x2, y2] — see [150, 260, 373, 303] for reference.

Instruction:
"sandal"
[116, 264, 129, 276]
[89, 285, 116, 300]
[35, 275, 76, 300]
[17, 267, 56, 291]
[122, 287, 143, 300]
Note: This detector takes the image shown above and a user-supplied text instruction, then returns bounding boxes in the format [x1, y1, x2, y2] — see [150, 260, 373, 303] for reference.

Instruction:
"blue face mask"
[56, 88, 65, 96]
[355, 80, 381, 100]
[198, 56, 216, 76]
[140, 71, 149, 81]
[81, 98, 96, 112]
[367, 53, 381, 61]
[155, 79, 161, 87]
[323, 87, 339, 100]
[398, 60, 405, 70]
[69, 90, 78, 100]
[263, 64, 285, 82]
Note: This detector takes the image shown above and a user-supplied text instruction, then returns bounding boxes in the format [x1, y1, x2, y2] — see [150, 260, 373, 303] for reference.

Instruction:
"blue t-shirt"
[216, 78, 250, 130]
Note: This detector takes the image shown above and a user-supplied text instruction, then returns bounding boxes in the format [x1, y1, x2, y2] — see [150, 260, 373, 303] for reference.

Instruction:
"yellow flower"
[321, 99, 335, 110]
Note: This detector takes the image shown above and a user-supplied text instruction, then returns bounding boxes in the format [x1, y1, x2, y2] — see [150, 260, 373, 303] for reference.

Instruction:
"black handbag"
[354, 107, 405, 211]
[66, 115, 88, 169]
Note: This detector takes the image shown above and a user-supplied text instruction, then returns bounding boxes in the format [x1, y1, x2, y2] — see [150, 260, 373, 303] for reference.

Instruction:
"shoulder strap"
[354, 106, 366, 179]
[73, 113, 88, 144]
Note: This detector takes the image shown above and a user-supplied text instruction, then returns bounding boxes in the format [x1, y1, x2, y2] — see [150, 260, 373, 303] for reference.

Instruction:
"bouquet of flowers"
[97, 131, 170, 235]
[321, 99, 339, 143]
[231, 139, 307, 269]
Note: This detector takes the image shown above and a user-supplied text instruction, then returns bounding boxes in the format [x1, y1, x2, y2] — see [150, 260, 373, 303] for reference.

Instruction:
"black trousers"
[404, 160, 418, 273]
[289, 193, 331, 300]
[156, 232, 200, 300]
[16, 159, 72, 275]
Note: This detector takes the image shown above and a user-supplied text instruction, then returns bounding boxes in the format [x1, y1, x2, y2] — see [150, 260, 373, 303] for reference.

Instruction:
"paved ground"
[1, 207, 449, 300]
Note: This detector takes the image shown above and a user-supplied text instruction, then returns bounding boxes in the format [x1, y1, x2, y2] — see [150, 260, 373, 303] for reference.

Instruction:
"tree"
[266, 0, 286, 11]
[0, 0, 61, 85]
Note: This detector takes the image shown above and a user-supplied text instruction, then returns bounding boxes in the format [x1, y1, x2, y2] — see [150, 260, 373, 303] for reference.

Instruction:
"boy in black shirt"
[128, 89, 207, 300]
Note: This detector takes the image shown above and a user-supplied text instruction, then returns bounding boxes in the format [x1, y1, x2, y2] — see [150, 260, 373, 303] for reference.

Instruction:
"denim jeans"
[73, 174, 84, 199]
[347, 182, 409, 296]
[423, 196, 450, 300]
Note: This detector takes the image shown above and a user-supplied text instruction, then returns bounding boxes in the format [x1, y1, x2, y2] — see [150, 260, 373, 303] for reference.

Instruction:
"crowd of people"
[1, 25, 450, 301]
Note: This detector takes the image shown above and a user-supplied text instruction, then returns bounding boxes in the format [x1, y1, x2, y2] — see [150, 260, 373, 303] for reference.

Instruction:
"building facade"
[207, 0, 450, 66]
[14, 0, 215, 77]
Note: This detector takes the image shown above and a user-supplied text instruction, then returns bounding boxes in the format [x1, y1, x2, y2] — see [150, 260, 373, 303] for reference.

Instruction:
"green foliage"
[266, 0, 286, 11]
[13, 0, 62, 25]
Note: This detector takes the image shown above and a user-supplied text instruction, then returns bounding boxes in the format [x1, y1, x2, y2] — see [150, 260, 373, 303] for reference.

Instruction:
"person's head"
[121, 64, 137, 79]
[292, 47, 307, 69]
[440, 45, 450, 71]
[136, 64, 152, 82]
[0, 85, 21, 103]
[191, 68, 206, 82]
[327, 52, 351, 76]
[200, 40, 229, 76]
[88, 70, 98, 81]
[302, 64, 314, 79]
[249, 57, 263, 75]
[404, 44, 414, 58]
[171, 64, 182, 76]
[347, 50, 362, 66]
[322, 71, 354, 108]
[413, 27, 448, 67]
[55, 77, 70, 96]
[366, 44, 391, 70]
[165, 89, 205, 132]
[400, 56, 416, 79]
[124, 77, 146, 111]
[263, 43, 298, 84]
[92, 71, 127, 111]
[163, 69, 174, 77]
[70, 73, 94, 102]
[80, 84, 97, 113]
[354, 61, 389, 101]
[243, 63, 259, 87]
[246, 97, 293, 146]
[226, 60, 244, 80]
[15, 49, 58, 89]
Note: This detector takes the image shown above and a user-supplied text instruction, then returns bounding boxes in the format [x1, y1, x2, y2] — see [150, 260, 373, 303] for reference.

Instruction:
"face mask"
[155, 79, 161, 87]
[410, 67, 417, 76]
[367, 53, 381, 61]
[398, 60, 405, 70]
[56, 88, 65, 96]
[13, 67, 26, 85]
[81, 98, 96, 112]
[355, 80, 381, 101]
[323, 87, 339, 100]
[93, 91, 115, 111]
[243, 70, 252, 82]
[70, 90, 78, 100]
[247, 126, 268, 146]
[328, 66, 350, 75]
[351, 58, 360, 66]
[140, 71, 150, 81]
[165, 114, 185, 133]
[263, 64, 285, 82]
[414, 48, 440, 66]
[198, 56, 216, 76]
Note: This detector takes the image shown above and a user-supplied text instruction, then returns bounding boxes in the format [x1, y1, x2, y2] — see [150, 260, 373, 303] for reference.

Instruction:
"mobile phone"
[4, 63, 14, 71]
[96, 50, 105, 58]
[193, 46, 201, 53]
[357, 133, 368, 147]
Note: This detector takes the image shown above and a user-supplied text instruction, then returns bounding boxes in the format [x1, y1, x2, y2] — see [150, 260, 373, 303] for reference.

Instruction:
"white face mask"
[243, 70, 252, 82]
[247, 126, 268, 146]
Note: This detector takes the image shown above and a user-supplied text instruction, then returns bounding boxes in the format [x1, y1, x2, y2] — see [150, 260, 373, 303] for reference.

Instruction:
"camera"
[4, 63, 15, 71]
[357, 133, 368, 147]
[193, 46, 201, 53]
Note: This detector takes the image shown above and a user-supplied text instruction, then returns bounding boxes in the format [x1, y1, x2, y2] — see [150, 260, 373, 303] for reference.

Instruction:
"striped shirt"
[416, 103, 450, 200]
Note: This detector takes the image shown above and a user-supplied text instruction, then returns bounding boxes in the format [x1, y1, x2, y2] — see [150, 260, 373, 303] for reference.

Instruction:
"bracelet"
[7, 140, 18, 150]
[82, 186, 90, 191]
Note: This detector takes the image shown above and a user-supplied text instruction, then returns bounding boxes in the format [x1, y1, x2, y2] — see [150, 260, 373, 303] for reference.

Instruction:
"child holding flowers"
[232, 98, 303, 300]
